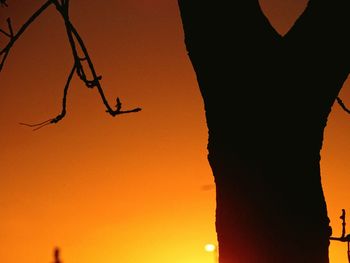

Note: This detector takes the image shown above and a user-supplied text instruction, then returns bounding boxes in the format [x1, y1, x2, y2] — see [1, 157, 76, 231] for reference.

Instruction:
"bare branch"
[67, 22, 142, 116]
[52, 0, 142, 117]
[0, 0, 53, 71]
[2, 0, 141, 129]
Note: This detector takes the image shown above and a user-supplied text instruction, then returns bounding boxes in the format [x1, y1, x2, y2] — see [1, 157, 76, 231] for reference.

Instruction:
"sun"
[204, 244, 216, 252]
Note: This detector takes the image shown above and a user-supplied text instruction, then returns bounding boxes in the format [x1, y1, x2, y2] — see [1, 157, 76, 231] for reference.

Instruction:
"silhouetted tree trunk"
[178, 1, 350, 262]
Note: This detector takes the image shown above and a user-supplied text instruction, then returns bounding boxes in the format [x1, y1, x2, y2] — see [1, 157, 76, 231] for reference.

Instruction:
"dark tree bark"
[178, 1, 350, 262]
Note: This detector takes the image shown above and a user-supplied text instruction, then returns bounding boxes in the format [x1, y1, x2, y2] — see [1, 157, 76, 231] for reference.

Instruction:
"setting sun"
[204, 244, 216, 252]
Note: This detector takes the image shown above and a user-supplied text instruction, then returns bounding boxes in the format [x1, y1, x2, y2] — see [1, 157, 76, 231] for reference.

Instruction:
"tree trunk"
[178, 1, 350, 262]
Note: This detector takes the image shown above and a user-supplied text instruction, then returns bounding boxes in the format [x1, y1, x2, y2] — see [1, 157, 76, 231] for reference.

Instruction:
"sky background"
[0, 1, 349, 263]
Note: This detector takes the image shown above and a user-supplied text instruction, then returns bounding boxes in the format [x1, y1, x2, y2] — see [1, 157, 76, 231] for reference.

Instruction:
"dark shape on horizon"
[53, 247, 62, 263]
[178, 0, 350, 262]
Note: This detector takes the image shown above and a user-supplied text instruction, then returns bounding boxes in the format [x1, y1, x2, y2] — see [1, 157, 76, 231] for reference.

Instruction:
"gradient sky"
[0, 1, 349, 263]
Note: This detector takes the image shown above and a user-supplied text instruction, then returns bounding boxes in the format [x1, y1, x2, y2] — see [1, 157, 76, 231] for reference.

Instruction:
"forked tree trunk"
[178, 1, 350, 262]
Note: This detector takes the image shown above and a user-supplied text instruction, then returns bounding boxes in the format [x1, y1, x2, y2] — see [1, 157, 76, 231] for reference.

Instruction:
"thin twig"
[19, 63, 75, 131]
[330, 236, 350, 242]
[0, 50, 10, 71]
[19, 118, 53, 128]
[0, 28, 11, 37]
[336, 97, 350, 114]
[50, 63, 76, 124]
[19, 118, 54, 131]
[0, 0, 52, 71]
[6, 18, 13, 37]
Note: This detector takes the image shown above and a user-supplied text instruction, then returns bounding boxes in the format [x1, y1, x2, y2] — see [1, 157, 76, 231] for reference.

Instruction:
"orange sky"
[0, 1, 349, 263]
